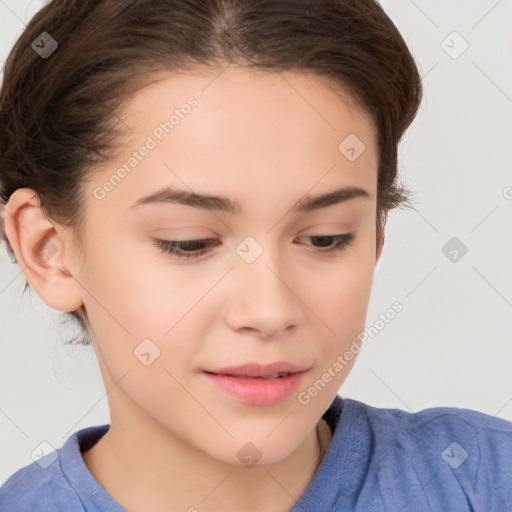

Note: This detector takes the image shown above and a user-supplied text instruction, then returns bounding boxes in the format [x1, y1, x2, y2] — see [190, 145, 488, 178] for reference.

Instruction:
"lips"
[201, 362, 309, 405]
[203, 361, 309, 378]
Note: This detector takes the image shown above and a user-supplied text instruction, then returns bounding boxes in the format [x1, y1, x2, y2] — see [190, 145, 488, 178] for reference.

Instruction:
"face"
[56, 67, 379, 465]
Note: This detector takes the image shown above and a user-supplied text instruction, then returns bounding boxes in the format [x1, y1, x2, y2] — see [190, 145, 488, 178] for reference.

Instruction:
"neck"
[82, 417, 332, 512]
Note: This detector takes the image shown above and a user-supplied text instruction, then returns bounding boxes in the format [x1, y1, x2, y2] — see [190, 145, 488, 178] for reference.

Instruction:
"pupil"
[315, 236, 331, 248]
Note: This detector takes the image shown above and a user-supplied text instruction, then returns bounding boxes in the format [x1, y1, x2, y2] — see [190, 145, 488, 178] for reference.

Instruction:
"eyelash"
[152, 233, 355, 260]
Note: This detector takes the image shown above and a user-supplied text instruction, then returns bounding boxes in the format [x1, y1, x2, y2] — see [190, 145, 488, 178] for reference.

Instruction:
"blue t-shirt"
[1, 395, 511, 511]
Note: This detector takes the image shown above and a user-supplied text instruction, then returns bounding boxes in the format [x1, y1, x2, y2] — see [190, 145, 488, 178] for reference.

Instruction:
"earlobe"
[3, 188, 84, 312]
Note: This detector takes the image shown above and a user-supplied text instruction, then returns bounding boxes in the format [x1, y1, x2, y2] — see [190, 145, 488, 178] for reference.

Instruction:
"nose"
[224, 243, 305, 339]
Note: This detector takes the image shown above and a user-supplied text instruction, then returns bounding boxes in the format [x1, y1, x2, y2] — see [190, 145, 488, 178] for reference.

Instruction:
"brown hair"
[0, 0, 422, 346]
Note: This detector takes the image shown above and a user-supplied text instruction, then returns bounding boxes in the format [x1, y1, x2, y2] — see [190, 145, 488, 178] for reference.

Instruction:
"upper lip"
[203, 361, 309, 377]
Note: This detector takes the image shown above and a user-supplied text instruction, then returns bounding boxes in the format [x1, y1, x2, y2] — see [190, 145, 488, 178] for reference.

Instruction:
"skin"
[4, 67, 383, 511]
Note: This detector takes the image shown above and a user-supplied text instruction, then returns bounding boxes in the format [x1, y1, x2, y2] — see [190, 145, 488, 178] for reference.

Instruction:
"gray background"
[1, 0, 511, 484]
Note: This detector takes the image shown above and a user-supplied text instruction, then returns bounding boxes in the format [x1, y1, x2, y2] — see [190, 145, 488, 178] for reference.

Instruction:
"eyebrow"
[131, 185, 371, 214]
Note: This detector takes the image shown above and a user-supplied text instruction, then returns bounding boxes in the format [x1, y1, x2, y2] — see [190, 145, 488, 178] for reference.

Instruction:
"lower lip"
[201, 370, 308, 406]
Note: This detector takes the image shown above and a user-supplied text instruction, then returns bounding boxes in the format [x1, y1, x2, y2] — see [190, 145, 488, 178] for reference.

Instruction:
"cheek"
[80, 235, 211, 379]
[81, 249, 207, 420]
[84, 227, 203, 329]
[300, 242, 375, 391]
[296, 260, 374, 403]
[306, 250, 375, 334]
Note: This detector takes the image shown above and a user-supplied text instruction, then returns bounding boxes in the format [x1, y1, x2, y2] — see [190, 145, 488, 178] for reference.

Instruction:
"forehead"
[93, 67, 378, 213]
[121, 66, 376, 145]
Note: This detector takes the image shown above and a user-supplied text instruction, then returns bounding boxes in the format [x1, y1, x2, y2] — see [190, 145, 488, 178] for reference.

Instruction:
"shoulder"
[0, 446, 83, 511]
[342, 398, 512, 509]
[350, 397, 512, 460]
[351, 397, 512, 431]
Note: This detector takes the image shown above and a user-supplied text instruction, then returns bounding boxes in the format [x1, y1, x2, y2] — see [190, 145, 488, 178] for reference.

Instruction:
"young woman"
[0, 1, 511, 511]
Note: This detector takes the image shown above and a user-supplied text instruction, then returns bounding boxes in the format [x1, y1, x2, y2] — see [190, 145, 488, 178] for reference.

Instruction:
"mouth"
[201, 362, 309, 405]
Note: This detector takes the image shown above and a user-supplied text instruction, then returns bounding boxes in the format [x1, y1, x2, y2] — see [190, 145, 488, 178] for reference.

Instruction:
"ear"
[3, 188, 84, 312]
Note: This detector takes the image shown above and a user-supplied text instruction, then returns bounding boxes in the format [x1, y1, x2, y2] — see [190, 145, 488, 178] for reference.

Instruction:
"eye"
[152, 238, 219, 260]
[298, 233, 355, 254]
[152, 233, 355, 260]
